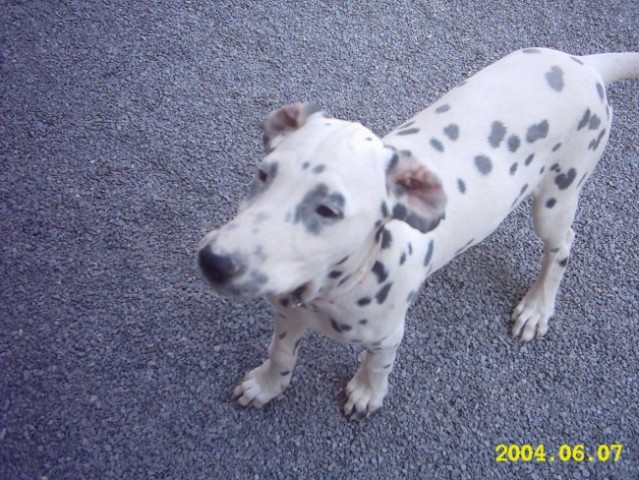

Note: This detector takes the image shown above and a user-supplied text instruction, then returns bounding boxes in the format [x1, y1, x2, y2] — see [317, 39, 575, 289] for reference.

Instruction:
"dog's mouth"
[276, 283, 310, 307]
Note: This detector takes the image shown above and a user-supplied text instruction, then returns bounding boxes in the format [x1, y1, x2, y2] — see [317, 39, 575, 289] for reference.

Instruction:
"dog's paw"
[231, 361, 290, 408]
[511, 292, 552, 341]
[343, 371, 388, 421]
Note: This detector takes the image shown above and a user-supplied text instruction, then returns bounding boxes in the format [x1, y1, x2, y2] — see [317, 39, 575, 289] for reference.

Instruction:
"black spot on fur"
[357, 297, 372, 307]
[577, 108, 591, 130]
[525, 154, 535, 166]
[399, 253, 406, 265]
[375, 283, 393, 304]
[430, 138, 444, 152]
[372, 261, 388, 284]
[397, 128, 420, 136]
[375, 226, 383, 243]
[552, 143, 562, 152]
[555, 168, 577, 190]
[589, 129, 607, 150]
[404, 212, 443, 234]
[331, 318, 352, 333]
[570, 56, 584, 65]
[509, 163, 518, 175]
[545, 66, 564, 92]
[596, 83, 604, 101]
[488, 121, 507, 148]
[546, 198, 556, 208]
[507, 135, 521, 153]
[526, 120, 549, 143]
[443, 124, 460, 140]
[474, 155, 492, 175]
[550, 163, 561, 173]
[522, 48, 541, 54]
[423, 239, 434, 267]
[359, 319, 368, 325]
[435, 104, 451, 113]
[328, 270, 343, 279]
[392, 203, 407, 221]
[380, 201, 389, 218]
[589, 115, 601, 130]
[559, 257, 569, 268]
[380, 228, 392, 249]
[457, 178, 466, 194]
[312, 164, 326, 174]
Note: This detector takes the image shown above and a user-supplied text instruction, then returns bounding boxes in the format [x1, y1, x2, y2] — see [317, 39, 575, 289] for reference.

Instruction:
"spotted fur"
[199, 48, 639, 420]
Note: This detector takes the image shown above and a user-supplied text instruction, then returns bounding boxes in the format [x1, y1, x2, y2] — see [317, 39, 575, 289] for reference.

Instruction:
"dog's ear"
[385, 149, 447, 233]
[263, 102, 324, 153]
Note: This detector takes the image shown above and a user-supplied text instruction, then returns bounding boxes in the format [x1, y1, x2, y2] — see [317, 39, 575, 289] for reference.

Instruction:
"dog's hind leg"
[511, 189, 581, 341]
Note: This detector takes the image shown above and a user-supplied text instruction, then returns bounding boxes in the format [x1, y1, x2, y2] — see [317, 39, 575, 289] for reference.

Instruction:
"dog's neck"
[283, 228, 384, 308]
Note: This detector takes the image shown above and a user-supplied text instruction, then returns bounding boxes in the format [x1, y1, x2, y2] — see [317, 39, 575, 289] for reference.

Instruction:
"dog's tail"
[580, 52, 639, 85]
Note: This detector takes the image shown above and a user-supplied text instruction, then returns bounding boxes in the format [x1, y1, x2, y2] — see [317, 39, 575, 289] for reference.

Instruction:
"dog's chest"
[278, 226, 432, 345]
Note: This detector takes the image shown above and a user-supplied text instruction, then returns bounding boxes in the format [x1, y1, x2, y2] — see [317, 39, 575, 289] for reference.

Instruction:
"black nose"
[198, 247, 239, 284]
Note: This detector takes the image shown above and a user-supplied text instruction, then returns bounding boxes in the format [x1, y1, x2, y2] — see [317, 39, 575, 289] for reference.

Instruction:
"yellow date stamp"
[495, 443, 624, 463]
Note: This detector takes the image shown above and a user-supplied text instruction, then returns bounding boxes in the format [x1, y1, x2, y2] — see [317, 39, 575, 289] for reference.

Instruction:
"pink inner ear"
[397, 167, 446, 212]
[398, 168, 440, 193]
[281, 104, 303, 128]
[263, 103, 307, 152]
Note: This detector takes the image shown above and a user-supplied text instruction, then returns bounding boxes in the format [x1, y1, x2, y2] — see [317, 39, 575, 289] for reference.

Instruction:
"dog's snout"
[198, 246, 240, 284]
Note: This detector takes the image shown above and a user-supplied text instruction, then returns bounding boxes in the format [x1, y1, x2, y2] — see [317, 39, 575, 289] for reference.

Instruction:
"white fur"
[199, 48, 638, 419]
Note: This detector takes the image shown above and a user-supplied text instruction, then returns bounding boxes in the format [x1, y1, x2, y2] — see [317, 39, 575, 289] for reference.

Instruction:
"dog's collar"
[283, 230, 383, 309]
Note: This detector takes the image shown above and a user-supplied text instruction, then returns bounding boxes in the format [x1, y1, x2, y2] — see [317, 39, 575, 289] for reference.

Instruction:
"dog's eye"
[257, 169, 269, 183]
[316, 204, 342, 219]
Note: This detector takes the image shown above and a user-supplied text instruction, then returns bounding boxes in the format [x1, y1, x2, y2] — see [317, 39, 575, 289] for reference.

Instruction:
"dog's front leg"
[343, 325, 404, 421]
[232, 313, 306, 408]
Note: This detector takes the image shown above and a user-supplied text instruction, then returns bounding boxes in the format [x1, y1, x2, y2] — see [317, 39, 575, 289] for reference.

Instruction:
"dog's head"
[198, 103, 446, 298]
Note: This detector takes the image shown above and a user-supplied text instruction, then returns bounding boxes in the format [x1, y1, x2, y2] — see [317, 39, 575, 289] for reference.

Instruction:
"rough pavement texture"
[1, 1, 638, 479]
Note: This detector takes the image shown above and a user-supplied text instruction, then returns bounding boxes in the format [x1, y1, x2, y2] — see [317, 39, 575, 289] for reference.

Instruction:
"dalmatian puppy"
[198, 48, 638, 420]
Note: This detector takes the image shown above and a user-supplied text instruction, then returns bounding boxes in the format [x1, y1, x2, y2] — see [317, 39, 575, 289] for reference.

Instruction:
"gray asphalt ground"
[1, 1, 638, 479]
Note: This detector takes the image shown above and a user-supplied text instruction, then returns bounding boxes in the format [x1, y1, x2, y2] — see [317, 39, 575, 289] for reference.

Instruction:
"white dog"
[199, 48, 639, 419]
